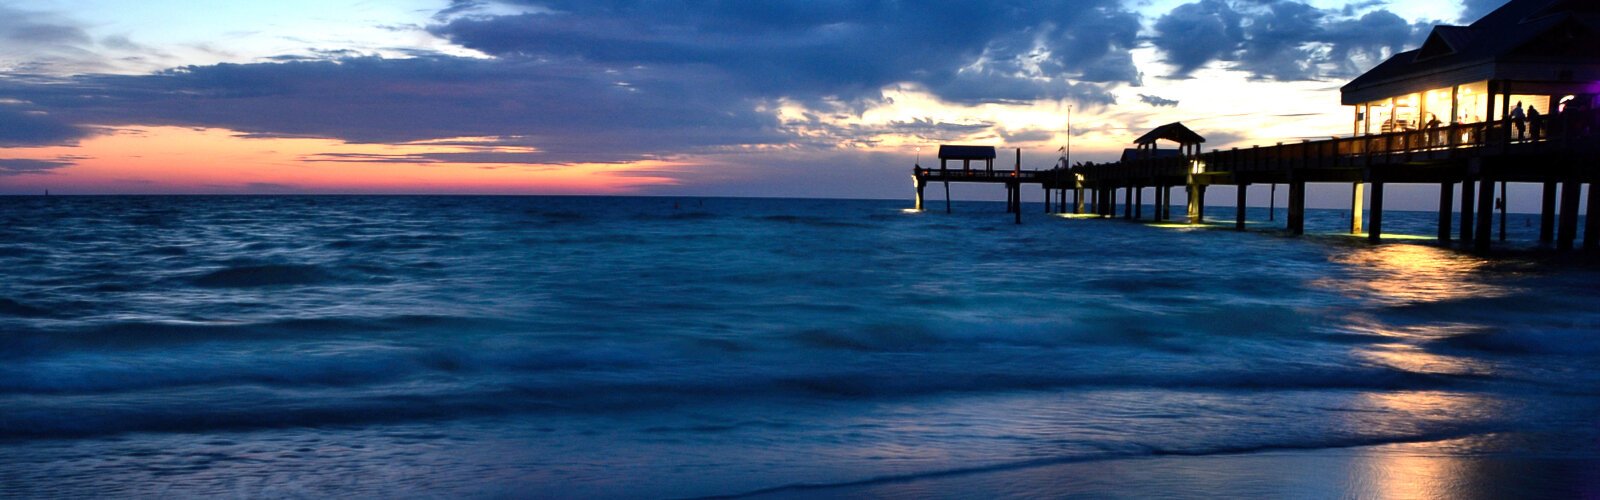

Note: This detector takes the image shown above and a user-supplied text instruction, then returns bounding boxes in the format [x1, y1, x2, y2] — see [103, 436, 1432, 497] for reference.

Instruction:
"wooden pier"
[914, 108, 1600, 250]
[911, 0, 1600, 251]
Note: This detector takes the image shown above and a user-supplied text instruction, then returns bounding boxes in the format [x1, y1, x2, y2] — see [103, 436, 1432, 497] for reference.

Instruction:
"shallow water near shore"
[1, 195, 1598, 498]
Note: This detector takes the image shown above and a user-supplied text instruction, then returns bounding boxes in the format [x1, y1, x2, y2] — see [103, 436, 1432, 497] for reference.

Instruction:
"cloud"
[0, 157, 76, 176]
[0, 107, 88, 147]
[999, 128, 1057, 143]
[430, 0, 1144, 106]
[1150, 0, 1430, 81]
[0, 5, 174, 75]
[1, 56, 786, 164]
[0, 5, 103, 74]
[1138, 94, 1179, 107]
[0, 1, 1165, 168]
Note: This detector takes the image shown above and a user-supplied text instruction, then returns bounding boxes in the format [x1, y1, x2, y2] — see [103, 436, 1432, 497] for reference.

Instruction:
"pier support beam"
[1369, 182, 1384, 243]
[1236, 184, 1248, 231]
[1013, 183, 1022, 225]
[1124, 186, 1134, 220]
[1499, 181, 1508, 242]
[1009, 183, 1018, 214]
[1165, 186, 1175, 221]
[1559, 180, 1581, 249]
[1135, 187, 1144, 220]
[1074, 185, 1083, 214]
[1476, 177, 1495, 251]
[914, 175, 925, 211]
[1186, 185, 1199, 224]
[1586, 183, 1600, 250]
[1460, 180, 1475, 243]
[1156, 186, 1166, 221]
[1269, 184, 1276, 221]
[1288, 181, 1305, 235]
[1350, 182, 1364, 235]
[1540, 182, 1556, 244]
[1438, 182, 1453, 242]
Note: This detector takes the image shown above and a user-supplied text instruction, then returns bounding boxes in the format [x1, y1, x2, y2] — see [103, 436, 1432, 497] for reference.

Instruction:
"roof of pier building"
[1133, 122, 1205, 147]
[1341, 0, 1600, 105]
[937, 145, 997, 160]
[1119, 148, 1182, 163]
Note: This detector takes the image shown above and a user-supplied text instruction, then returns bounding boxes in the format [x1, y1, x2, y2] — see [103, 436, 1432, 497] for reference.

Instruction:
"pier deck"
[914, 108, 1600, 250]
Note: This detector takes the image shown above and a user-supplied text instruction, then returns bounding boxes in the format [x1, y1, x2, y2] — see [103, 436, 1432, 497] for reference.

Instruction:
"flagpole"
[1066, 104, 1072, 168]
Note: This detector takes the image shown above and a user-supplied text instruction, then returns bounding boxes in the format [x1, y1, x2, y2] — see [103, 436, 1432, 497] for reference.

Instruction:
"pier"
[912, 0, 1600, 251]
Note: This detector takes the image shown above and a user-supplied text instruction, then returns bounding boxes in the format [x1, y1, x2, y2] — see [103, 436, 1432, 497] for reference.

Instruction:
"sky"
[0, 0, 1519, 208]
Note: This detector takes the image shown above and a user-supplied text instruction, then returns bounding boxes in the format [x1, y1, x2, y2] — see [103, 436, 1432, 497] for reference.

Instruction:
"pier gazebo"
[1114, 122, 1206, 222]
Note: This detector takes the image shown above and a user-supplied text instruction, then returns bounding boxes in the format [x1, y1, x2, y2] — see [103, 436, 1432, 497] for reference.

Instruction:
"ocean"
[1, 195, 1598, 498]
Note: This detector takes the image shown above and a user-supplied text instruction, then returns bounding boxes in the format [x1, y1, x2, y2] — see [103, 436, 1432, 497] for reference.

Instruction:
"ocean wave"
[0, 298, 55, 318]
[189, 264, 343, 288]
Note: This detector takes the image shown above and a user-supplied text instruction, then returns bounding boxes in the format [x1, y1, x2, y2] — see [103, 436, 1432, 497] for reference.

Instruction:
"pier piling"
[1540, 182, 1556, 243]
[1461, 180, 1476, 243]
[1369, 182, 1384, 243]
[1586, 183, 1600, 249]
[1558, 179, 1579, 250]
[1235, 184, 1248, 231]
[1438, 183, 1453, 242]
[1476, 177, 1494, 251]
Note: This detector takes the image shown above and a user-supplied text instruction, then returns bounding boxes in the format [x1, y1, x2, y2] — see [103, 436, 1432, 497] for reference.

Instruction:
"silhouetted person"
[1509, 101, 1526, 140]
[1425, 113, 1442, 146]
[1528, 105, 1542, 140]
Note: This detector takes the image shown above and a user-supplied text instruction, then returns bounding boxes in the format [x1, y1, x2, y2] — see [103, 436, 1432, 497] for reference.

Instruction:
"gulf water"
[2, 196, 1598, 498]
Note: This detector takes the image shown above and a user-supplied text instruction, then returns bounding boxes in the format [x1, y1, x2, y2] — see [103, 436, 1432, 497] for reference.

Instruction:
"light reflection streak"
[1314, 244, 1511, 306]
[1344, 391, 1503, 500]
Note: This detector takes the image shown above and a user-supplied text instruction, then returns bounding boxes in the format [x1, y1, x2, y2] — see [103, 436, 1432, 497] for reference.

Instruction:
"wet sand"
[746, 436, 1600, 499]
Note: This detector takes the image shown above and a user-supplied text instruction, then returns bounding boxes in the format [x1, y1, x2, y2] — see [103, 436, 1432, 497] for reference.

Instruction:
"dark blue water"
[2, 196, 1598, 498]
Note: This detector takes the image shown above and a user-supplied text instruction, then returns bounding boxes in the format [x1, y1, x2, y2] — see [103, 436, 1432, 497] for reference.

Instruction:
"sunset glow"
[1, 127, 680, 194]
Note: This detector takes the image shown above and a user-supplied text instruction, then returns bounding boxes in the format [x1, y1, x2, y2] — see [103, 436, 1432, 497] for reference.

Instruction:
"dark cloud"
[434, 0, 490, 21]
[0, 107, 88, 147]
[0, 1, 1164, 168]
[1, 56, 786, 164]
[1151, 0, 1429, 81]
[0, 157, 75, 176]
[1138, 94, 1179, 107]
[431, 0, 1144, 106]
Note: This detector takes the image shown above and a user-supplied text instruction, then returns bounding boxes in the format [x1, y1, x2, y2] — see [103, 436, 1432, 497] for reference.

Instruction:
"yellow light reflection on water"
[1145, 222, 1220, 229]
[1325, 232, 1438, 241]
[1314, 244, 1511, 305]
[1343, 391, 1503, 500]
[1358, 343, 1495, 377]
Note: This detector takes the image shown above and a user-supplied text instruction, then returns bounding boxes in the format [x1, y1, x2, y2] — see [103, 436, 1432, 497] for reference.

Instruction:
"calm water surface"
[1, 196, 1597, 498]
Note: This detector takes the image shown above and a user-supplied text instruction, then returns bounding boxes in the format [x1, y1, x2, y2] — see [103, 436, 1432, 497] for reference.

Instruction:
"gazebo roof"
[1119, 148, 1182, 163]
[1133, 122, 1205, 146]
[1341, 0, 1600, 104]
[937, 145, 997, 160]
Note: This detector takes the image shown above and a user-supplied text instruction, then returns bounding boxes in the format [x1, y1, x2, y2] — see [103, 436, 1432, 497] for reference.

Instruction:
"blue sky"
[0, 0, 1511, 207]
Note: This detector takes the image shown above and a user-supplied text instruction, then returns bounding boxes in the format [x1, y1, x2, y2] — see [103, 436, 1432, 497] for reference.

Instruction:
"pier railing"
[1076, 107, 1599, 183]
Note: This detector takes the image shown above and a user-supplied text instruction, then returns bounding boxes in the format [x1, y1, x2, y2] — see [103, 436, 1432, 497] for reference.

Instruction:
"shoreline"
[739, 435, 1600, 499]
